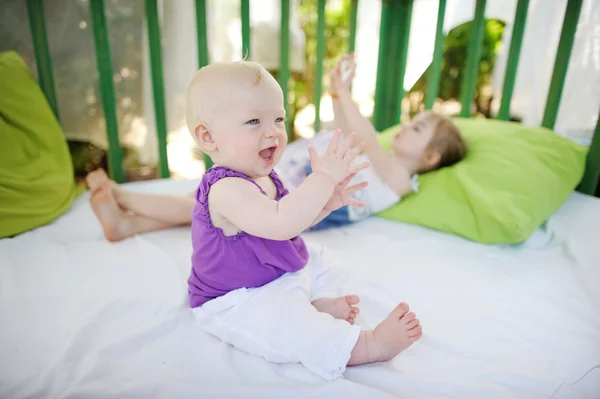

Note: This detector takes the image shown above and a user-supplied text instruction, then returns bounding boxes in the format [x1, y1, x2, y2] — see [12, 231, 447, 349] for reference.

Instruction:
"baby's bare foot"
[90, 182, 129, 242]
[348, 302, 422, 365]
[86, 169, 125, 207]
[312, 295, 360, 324]
[86, 169, 110, 192]
[371, 303, 422, 361]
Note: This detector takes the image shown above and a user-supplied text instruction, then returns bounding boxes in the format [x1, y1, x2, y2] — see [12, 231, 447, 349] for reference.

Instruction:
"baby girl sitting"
[185, 60, 422, 380]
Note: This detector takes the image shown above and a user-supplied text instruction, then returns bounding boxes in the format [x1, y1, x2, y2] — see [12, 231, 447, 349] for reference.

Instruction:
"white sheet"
[1, 178, 599, 399]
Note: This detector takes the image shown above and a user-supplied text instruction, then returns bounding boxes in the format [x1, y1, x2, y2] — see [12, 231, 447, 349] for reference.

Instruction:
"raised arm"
[210, 131, 367, 240]
[210, 173, 335, 240]
[329, 55, 414, 197]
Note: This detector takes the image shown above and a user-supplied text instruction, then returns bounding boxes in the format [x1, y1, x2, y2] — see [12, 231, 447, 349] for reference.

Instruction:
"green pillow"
[0, 51, 84, 238]
[375, 117, 588, 244]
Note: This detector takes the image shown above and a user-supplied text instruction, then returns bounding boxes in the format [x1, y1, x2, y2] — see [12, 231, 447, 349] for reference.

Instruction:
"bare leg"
[86, 169, 194, 226]
[348, 302, 422, 366]
[115, 190, 195, 225]
[312, 295, 361, 325]
[90, 182, 184, 242]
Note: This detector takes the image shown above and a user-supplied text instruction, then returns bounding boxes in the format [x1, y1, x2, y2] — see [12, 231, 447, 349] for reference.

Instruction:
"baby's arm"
[210, 173, 335, 240]
[211, 131, 367, 240]
[330, 55, 413, 197]
[277, 172, 332, 227]
[335, 89, 413, 197]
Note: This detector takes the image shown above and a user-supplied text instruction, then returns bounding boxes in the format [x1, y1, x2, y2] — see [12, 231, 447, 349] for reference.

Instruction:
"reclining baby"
[185, 60, 422, 380]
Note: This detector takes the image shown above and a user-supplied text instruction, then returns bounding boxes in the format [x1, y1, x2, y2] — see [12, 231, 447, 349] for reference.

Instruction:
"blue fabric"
[310, 206, 353, 231]
[303, 163, 357, 231]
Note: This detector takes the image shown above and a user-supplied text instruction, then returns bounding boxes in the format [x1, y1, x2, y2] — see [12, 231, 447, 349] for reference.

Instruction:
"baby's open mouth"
[259, 146, 277, 161]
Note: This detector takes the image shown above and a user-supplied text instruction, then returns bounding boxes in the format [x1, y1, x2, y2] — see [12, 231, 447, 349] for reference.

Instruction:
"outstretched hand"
[308, 130, 368, 185]
[323, 172, 369, 213]
[329, 54, 356, 95]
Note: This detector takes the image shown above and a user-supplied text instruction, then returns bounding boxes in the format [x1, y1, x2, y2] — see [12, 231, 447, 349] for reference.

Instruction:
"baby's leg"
[312, 296, 360, 325]
[307, 246, 360, 324]
[192, 270, 362, 381]
[90, 182, 180, 242]
[115, 190, 194, 225]
[193, 272, 421, 379]
[85, 168, 194, 226]
[348, 302, 422, 365]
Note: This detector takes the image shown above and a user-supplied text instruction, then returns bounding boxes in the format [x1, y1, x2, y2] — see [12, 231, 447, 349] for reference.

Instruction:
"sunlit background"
[1, 0, 598, 182]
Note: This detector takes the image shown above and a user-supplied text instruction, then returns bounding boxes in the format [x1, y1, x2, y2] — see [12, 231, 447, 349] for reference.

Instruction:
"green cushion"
[0, 51, 84, 238]
[375, 117, 588, 244]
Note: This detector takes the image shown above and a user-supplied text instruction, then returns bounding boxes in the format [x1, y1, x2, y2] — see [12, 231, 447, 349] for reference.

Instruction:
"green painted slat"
[145, 0, 170, 178]
[541, 0, 583, 130]
[497, 0, 529, 121]
[195, 0, 212, 168]
[577, 109, 600, 196]
[89, 0, 125, 183]
[348, 0, 358, 53]
[313, 0, 327, 132]
[372, 0, 392, 131]
[373, 0, 412, 131]
[393, 0, 413, 124]
[279, 0, 291, 138]
[241, 0, 251, 58]
[459, 0, 487, 117]
[424, 0, 446, 110]
[195, 0, 209, 69]
[26, 0, 60, 121]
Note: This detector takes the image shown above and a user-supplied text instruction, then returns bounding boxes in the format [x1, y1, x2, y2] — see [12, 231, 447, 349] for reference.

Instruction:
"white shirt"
[277, 133, 420, 220]
[346, 155, 419, 220]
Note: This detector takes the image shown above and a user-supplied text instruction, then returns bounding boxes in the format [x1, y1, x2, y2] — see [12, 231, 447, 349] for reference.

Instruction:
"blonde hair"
[185, 60, 265, 135]
[422, 112, 468, 172]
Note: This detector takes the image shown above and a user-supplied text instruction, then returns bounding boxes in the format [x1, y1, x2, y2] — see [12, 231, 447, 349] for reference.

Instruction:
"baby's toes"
[408, 324, 422, 337]
[401, 312, 416, 324]
[405, 318, 419, 330]
[345, 295, 360, 306]
[351, 307, 360, 316]
[347, 309, 359, 323]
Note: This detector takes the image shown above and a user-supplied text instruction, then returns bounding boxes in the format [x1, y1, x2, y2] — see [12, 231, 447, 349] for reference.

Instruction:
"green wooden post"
[145, 0, 170, 178]
[241, 0, 251, 58]
[497, 0, 529, 121]
[314, 0, 327, 132]
[393, 0, 413, 124]
[372, 1, 392, 131]
[348, 0, 359, 54]
[373, 0, 412, 131]
[195, 0, 212, 168]
[195, 0, 209, 69]
[459, 0, 487, 117]
[26, 0, 60, 122]
[541, 0, 583, 130]
[89, 0, 125, 183]
[578, 110, 600, 196]
[424, 0, 446, 111]
[279, 0, 292, 138]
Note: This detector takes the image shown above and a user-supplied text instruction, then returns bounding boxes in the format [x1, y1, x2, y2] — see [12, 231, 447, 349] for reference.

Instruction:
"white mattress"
[1, 178, 599, 399]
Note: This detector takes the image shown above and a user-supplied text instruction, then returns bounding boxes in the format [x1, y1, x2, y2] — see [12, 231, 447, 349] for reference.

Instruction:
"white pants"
[192, 245, 362, 380]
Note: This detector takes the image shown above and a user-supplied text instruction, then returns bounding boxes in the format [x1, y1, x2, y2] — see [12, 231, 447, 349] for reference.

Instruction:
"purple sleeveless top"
[188, 166, 309, 308]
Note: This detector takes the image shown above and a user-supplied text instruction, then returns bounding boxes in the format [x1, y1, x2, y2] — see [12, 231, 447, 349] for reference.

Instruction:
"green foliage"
[4, 0, 506, 178]
[411, 19, 506, 114]
[292, 2, 505, 130]
[287, 0, 351, 136]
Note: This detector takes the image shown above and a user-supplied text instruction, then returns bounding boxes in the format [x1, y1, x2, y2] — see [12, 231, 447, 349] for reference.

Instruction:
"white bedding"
[1, 178, 599, 399]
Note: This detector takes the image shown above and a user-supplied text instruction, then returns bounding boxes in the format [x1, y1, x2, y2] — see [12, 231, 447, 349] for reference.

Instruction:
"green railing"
[24, 0, 600, 196]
